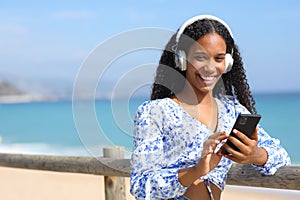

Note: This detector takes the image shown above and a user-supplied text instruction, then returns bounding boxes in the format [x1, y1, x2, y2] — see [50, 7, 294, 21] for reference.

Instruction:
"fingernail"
[233, 129, 238, 134]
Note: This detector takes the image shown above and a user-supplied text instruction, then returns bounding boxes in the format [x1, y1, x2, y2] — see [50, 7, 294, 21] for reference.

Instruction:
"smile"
[199, 74, 218, 83]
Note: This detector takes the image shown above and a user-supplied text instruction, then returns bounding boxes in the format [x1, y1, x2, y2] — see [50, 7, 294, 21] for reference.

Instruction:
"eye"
[194, 54, 209, 61]
[215, 56, 225, 62]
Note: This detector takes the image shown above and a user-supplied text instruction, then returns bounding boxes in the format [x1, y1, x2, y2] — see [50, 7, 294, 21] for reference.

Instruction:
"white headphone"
[173, 15, 234, 73]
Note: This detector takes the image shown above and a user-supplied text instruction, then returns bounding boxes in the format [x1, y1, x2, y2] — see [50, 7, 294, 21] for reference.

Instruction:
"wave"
[0, 143, 90, 156]
[0, 142, 133, 159]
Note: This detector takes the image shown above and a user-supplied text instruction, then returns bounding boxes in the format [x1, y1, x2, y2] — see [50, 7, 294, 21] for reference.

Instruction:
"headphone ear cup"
[224, 53, 234, 73]
[175, 50, 187, 71]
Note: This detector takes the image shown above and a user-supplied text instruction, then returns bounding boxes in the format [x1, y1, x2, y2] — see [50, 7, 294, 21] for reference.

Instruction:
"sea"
[0, 92, 299, 165]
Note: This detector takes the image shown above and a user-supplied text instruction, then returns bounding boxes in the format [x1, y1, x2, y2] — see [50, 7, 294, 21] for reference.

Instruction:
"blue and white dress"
[130, 96, 291, 199]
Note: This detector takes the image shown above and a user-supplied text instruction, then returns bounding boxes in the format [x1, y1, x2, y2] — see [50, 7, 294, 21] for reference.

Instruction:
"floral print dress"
[130, 96, 291, 199]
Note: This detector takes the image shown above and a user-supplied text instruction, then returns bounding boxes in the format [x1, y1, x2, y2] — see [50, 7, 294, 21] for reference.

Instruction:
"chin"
[195, 87, 214, 94]
[196, 83, 218, 94]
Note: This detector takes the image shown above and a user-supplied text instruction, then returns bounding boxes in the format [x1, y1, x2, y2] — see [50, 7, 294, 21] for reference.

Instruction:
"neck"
[173, 88, 218, 132]
[175, 87, 214, 106]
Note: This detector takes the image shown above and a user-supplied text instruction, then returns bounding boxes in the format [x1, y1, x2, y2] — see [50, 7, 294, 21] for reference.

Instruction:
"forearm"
[252, 127, 291, 175]
[178, 159, 209, 186]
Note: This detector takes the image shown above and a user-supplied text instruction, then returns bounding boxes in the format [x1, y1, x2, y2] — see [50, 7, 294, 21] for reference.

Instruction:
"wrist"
[195, 158, 209, 177]
[252, 147, 268, 166]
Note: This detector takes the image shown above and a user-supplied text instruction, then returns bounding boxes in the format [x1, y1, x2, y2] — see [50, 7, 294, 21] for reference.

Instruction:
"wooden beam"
[0, 153, 299, 190]
[227, 163, 300, 190]
[0, 153, 130, 177]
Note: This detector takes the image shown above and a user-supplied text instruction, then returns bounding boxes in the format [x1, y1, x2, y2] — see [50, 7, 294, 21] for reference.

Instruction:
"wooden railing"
[0, 150, 299, 199]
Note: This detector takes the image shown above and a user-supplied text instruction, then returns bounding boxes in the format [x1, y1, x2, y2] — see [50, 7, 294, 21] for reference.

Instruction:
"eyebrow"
[193, 52, 226, 56]
[193, 52, 208, 56]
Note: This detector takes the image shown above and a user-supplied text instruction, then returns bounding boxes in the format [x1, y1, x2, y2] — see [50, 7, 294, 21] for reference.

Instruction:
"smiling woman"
[130, 15, 291, 200]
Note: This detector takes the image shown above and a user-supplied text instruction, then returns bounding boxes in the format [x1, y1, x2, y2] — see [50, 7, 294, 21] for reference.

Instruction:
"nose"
[202, 59, 217, 73]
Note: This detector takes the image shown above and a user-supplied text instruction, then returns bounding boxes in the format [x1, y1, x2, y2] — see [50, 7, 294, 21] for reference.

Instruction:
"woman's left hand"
[221, 127, 268, 166]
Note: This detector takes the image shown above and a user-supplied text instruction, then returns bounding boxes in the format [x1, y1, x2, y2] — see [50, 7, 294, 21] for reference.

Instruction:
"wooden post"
[103, 146, 126, 200]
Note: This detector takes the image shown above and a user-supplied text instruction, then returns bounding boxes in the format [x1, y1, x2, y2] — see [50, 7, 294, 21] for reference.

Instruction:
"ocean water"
[0, 93, 299, 165]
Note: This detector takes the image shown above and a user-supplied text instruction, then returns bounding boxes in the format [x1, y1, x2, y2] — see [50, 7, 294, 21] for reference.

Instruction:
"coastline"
[0, 94, 58, 104]
[0, 166, 299, 200]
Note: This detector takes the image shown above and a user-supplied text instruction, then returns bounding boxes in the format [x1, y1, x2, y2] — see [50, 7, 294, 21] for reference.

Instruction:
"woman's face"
[185, 33, 227, 94]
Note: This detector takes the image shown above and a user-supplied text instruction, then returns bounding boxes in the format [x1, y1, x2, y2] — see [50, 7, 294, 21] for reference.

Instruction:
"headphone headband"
[175, 14, 234, 44]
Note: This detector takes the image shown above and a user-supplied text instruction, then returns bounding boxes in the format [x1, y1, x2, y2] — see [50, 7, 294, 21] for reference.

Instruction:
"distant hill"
[0, 80, 58, 103]
[0, 80, 23, 96]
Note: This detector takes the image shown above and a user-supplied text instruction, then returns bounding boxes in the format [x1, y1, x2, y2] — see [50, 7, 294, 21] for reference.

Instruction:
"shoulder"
[217, 95, 250, 115]
[216, 95, 237, 110]
[134, 98, 181, 129]
[135, 98, 179, 117]
[218, 95, 239, 105]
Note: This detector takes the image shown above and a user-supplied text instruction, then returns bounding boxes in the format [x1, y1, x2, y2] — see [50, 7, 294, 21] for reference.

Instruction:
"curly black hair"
[151, 18, 257, 114]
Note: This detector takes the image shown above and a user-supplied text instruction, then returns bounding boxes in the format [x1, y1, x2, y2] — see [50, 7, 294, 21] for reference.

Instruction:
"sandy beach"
[0, 166, 299, 200]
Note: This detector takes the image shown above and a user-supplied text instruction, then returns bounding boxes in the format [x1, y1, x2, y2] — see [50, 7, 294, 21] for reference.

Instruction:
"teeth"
[200, 75, 215, 81]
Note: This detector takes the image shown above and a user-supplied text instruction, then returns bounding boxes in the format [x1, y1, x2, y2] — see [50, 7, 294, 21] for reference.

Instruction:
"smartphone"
[221, 113, 261, 155]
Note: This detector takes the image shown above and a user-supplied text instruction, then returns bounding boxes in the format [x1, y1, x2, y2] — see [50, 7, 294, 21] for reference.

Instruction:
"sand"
[222, 185, 300, 200]
[0, 166, 298, 200]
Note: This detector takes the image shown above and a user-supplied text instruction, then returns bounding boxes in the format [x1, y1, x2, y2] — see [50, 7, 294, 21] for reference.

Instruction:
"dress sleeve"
[232, 97, 291, 175]
[251, 125, 291, 175]
[130, 101, 188, 199]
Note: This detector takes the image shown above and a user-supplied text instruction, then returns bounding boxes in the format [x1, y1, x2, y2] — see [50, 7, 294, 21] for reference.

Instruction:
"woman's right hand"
[196, 131, 227, 175]
[178, 131, 227, 187]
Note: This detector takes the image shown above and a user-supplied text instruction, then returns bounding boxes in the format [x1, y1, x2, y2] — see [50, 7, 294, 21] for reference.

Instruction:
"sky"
[1, 0, 300, 96]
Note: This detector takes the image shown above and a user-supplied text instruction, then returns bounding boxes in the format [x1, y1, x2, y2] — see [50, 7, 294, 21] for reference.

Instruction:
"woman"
[130, 15, 290, 200]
